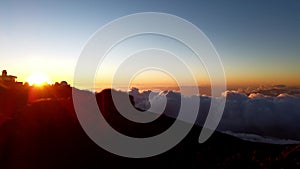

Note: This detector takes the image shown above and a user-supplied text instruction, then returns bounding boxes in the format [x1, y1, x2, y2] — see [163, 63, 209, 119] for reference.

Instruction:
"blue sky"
[0, 0, 299, 87]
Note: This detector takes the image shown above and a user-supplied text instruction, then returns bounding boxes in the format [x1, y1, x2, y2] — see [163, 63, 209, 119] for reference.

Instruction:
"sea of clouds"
[128, 87, 300, 142]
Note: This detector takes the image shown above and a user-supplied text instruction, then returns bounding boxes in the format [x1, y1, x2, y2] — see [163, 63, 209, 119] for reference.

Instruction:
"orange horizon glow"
[10, 68, 300, 90]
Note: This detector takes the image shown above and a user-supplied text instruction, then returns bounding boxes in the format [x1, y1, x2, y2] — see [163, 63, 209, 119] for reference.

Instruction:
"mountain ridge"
[0, 86, 299, 168]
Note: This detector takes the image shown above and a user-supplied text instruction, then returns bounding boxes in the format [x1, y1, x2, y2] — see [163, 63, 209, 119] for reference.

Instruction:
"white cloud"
[129, 88, 300, 141]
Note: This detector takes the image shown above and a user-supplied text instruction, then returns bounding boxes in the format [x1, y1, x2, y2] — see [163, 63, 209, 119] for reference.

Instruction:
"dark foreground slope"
[0, 86, 299, 169]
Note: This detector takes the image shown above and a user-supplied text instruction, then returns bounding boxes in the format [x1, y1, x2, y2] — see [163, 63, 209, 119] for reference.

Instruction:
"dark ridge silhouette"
[0, 85, 299, 169]
[96, 88, 177, 138]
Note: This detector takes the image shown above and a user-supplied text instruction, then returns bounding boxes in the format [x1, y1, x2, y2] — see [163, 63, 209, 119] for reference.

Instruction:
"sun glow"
[26, 72, 51, 86]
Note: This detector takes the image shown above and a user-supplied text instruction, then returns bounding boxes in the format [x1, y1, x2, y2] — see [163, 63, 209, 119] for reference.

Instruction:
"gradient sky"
[1, 0, 299, 89]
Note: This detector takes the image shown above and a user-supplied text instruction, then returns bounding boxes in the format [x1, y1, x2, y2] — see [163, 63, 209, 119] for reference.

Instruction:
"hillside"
[0, 86, 299, 169]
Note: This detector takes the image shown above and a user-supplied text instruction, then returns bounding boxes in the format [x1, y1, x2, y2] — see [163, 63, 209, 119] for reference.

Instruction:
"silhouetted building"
[60, 81, 69, 87]
[0, 70, 16, 82]
[53, 81, 70, 87]
[0, 70, 22, 88]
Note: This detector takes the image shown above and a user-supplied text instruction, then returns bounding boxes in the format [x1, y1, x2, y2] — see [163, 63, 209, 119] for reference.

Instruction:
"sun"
[26, 72, 51, 86]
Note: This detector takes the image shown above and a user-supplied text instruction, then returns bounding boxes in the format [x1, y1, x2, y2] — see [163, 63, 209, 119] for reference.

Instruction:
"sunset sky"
[1, 0, 299, 89]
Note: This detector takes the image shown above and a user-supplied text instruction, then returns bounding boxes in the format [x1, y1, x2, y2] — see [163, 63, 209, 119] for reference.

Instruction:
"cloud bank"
[128, 87, 300, 141]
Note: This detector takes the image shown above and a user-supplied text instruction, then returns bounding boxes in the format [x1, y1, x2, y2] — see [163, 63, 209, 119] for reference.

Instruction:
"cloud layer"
[128, 87, 300, 141]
